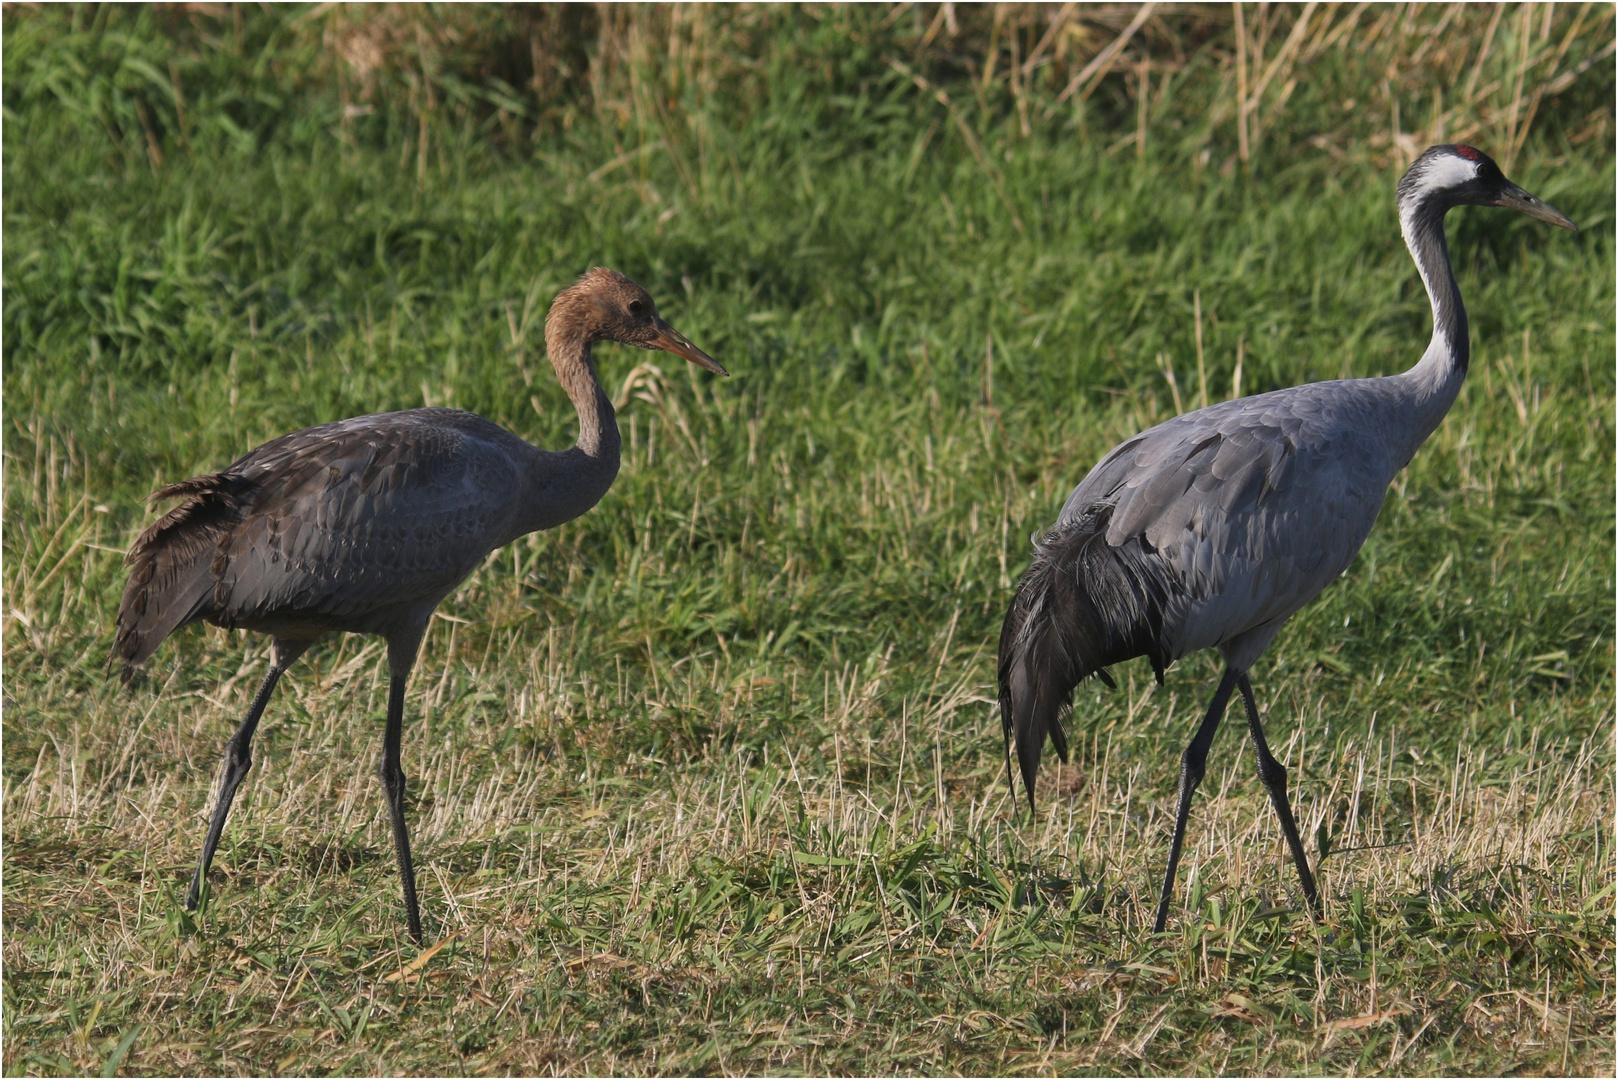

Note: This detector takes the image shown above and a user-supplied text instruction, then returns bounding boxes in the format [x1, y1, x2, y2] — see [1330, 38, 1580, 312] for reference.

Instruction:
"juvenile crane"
[116, 268, 726, 944]
[998, 146, 1574, 932]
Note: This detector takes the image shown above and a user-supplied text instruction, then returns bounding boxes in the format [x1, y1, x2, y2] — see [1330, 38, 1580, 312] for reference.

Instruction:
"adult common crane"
[116, 267, 726, 944]
[997, 146, 1574, 933]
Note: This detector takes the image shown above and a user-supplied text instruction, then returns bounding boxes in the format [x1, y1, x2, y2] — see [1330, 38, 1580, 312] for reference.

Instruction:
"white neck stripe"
[1407, 155, 1479, 201]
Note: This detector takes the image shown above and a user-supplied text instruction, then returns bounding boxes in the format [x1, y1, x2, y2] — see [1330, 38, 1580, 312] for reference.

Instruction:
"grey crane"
[997, 145, 1574, 933]
[115, 267, 726, 944]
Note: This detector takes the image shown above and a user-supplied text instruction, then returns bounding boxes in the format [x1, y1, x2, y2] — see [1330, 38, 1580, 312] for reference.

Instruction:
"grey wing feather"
[1066, 388, 1391, 661]
[115, 410, 527, 676]
[215, 412, 525, 624]
[114, 473, 255, 675]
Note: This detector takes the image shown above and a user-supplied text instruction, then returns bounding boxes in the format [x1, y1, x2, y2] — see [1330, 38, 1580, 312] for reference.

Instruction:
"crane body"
[998, 146, 1575, 932]
[116, 268, 726, 943]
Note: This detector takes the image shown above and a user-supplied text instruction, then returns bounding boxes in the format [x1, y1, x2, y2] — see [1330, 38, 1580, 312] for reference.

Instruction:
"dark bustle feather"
[997, 505, 1179, 813]
[113, 474, 250, 681]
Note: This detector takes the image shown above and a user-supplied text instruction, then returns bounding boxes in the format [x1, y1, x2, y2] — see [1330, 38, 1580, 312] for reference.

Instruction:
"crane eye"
[628, 299, 645, 316]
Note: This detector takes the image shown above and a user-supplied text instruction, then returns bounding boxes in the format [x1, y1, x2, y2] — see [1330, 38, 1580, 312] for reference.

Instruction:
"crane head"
[549, 267, 728, 375]
[1399, 145, 1577, 231]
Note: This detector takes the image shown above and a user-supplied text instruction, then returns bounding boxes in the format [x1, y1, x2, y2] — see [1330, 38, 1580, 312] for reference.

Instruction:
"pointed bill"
[648, 321, 728, 375]
[1496, 183, 1577, 230]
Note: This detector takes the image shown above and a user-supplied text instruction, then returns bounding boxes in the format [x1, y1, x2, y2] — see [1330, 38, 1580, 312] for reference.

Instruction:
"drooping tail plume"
[997, 506, 1177, 813]
[114, 474, 248, 681]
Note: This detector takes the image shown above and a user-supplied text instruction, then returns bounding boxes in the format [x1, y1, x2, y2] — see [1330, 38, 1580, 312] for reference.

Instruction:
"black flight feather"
[997, 504, 1181, 814]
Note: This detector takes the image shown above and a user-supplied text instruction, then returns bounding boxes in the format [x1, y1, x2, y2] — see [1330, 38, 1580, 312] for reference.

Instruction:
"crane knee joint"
[1180, 749, 1207, 789]
[1256, 756, 1287, 790]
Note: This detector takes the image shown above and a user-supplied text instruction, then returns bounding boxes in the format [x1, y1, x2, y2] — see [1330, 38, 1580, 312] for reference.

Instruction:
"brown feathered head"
[545, 267, 726, 374]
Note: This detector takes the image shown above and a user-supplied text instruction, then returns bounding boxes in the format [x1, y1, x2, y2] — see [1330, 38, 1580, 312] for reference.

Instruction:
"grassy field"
[3, 4, 1613, 1075]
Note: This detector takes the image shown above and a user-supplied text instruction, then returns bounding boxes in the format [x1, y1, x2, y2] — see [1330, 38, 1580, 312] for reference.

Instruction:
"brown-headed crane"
[116, 268, 726, 943]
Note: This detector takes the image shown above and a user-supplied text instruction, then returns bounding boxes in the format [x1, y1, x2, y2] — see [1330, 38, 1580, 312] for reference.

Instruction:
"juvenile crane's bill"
[115, 267, 725, 945]
[996, 146, 1574, 934]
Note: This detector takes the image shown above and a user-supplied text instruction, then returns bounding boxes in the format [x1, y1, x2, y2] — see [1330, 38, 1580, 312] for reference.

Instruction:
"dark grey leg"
[379, 627, 428, 944]
[379, 671, 424, 944]
[1153, 666, 1239, 933]
[187, 638, 309, 910]
[1235, 673, 1321, 918]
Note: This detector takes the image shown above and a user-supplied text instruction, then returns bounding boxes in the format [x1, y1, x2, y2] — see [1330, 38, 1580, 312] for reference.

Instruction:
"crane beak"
[1496, 183, 1577, 230]
[648, 320, 728, 375]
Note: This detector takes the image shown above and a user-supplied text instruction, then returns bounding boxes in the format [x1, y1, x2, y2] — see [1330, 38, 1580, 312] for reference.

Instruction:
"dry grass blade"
[1046, 2, 1158, 113]
[1235, 1, 1251, 164]
[381, 931, 460, 984]
[1241, 1, 1317, 156]
[1021, 1, 1079, 80]
[891, 59, 1025, 234]
[1319, 1006, 1410, 1034]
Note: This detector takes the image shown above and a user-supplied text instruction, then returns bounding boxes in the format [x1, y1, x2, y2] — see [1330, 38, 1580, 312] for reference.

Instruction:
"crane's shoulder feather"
[1068, 386, 1392, 559]
[228, 409, 525, 503]
[1052, 385, 1399, 659]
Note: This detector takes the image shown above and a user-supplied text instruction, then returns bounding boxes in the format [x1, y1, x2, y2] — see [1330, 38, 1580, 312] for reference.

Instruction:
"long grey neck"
[1387, 193, 1469, 463]
[515, 336, 621, 535]
[554, 337, 619, 461]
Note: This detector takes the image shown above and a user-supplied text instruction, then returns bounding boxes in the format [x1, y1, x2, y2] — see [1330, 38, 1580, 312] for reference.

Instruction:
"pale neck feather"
[1384, 192, 1469, 466]
[510, 334, 621, 537]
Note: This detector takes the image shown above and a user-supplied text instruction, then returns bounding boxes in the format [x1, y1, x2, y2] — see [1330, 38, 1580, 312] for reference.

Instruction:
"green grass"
[4, 5, 1613, 1076]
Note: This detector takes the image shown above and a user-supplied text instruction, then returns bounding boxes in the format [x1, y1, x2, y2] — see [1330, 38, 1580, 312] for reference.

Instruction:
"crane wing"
[1062, 391, 1392, 660]
[116, 410, 529, 672]
[213, 410, 527, 623]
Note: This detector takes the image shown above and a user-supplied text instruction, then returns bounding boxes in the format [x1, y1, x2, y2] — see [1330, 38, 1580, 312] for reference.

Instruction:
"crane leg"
[187, 638, 308, 911]
[379, 630, 426, 945]
[1153, 667, 1239, 933]
[1235, 674, 1322, 918]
